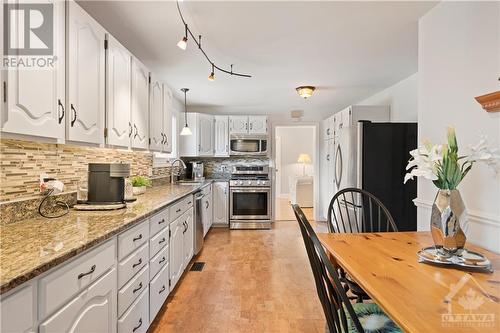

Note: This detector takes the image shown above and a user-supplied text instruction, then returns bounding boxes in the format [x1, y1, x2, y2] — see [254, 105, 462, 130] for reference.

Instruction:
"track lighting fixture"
[177, 24, 188, 50]
[180, 88, 192, 136]
[208, 64, 215, 81]
[176, 1, 251, 79]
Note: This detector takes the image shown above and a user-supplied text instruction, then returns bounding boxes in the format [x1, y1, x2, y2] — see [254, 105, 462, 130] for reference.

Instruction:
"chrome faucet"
[170, 159, 187, 184]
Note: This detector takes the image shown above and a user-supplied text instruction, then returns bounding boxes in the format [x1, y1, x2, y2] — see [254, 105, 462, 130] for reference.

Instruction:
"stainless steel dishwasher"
[194, 190, 205, 255]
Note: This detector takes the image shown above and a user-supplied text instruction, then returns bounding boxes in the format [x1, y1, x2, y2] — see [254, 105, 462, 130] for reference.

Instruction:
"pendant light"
[180, 88, 192, 136]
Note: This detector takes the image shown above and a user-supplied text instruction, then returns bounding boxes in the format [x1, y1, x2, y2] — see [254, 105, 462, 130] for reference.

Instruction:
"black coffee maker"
[87, 163, 130, 204]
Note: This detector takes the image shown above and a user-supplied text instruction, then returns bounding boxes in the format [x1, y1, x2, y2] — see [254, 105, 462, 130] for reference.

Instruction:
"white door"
[39, 269, 117, 333]
[67, 0, 106, 144]
[248, 116, 267, 134]
[149, 75, 163, 152]
[106, 34, 131, 147]
[162, 86, 173, 153]
[131, 58, 149, 149]
[183, 208, 194, 267]
[229, 116, 248, 135]
[2, 0, 65, 140]
[213, 182, 228, 225]
[169, 217, 184, 290]
[214, 116, 229, 156]
[198, 114, 214, 156]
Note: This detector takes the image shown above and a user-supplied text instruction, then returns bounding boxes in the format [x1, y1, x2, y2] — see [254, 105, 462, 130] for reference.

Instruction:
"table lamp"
[297, 153, 311, 176]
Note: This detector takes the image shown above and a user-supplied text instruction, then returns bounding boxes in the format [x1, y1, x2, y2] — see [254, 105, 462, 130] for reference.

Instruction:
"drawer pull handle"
[176, 208, 181, 213]
[77, 265, 96, 280]
[159, 237, 166, 245]
[159, 256, 166, 264]
[187, 201, 192, 205]
[132, 258, 142, 269]
[133, 234, 142, 242]
[133, 318, 142, 332]
[159, 218, 166, 224]
[159, 285, 166, 294]
[132, 282, 143, 294]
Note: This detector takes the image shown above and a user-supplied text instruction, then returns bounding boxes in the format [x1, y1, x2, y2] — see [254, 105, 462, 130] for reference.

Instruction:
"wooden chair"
[292, 204, 401, 333]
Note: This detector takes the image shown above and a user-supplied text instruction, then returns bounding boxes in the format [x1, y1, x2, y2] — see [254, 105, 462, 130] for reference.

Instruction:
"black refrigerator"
[358, 121, 417, 231]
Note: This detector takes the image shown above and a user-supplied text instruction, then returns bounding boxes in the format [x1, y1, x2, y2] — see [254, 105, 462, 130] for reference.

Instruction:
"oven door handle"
[230, 187, 271, 192]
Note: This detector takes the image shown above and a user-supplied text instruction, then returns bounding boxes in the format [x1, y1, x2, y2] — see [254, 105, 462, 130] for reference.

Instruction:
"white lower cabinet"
[118, 287, 149, 333]
[169, 215, 185, 290]
[39, 268, 117, 333]
[213, 181, 229, 226]
[118, 243, 149, 288]
[149, 245, 168, 279]
[0, 284, 36, 333]
[183, 208, 194, 267]
[118, 264, 149, 317]
[149, 262, 169, 322]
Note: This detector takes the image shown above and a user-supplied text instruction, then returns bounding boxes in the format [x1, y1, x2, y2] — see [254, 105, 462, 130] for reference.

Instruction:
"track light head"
[177, 36, 187, 50]
[208, 64, 215, 81]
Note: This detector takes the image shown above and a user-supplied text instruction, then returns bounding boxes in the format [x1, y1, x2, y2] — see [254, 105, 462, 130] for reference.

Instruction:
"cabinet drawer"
[149, 208, 169, 237]
[118, 264, 149, 317]
[118, 243, 149, 288]
[149, 245, 168, 280]
[149, 263, 169, 323]
[150, 227, 168, 258]
[169, 195, 193, 222]
[118, 287, 149, 333]
[39, 268, 117, 333]
[39, 238, 116, 318]
[118, 220, 149, 261]
[1, 284, 35, 333]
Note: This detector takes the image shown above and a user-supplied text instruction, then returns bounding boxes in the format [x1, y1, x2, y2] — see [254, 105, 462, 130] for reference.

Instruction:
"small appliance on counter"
[74, 163, 130, 211]
[185, 162, 205, 181]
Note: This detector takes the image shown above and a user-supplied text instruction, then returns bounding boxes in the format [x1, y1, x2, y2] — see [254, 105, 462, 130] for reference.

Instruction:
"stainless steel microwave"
[229, 135, 268, 156]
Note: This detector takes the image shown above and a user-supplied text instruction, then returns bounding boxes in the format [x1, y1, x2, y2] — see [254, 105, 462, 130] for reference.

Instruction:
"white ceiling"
[79, 1, 436, 121]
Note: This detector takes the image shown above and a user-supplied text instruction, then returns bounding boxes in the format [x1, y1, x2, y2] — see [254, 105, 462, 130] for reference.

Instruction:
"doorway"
[273, 125, 317, 221]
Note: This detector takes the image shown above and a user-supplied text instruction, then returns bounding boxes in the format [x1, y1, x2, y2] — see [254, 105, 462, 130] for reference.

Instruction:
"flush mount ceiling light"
[180, 88, 192, 136]
[296, 86, 316, 99]
[176, 1, 251, 80]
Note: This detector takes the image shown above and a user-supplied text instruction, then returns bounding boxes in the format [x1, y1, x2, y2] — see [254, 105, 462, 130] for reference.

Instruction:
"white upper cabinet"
[67, 0, 106, 144]
[131, 58, 149, 149]
[149, 75, 163, 152]
[229, 115, 248, 135]
[1, 0, 65, 140]
[106, 34, 132, 148]
[162, 86, 173, 153]
[229, 115, 267, 135]
[214, 116, 229, 157]
[248, 116, 267, 134]
[198, 113, 214, 156]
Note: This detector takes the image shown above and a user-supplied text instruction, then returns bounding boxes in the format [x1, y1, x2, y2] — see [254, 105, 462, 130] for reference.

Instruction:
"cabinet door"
[198, 114, 214, 156]
[149, 75, 163, 152]
[182, 208, 194, 267]
[2, 0, 65, 140]
[131, 58, 149, 149]
[229, 115, 248, 135]
[169, 218, 184, 290]
[39, 268, 117, 333]
[67, 0, 106, 144]
[106, 34, 131, 147]
[162, 86, 173, 153]
[248, 116, 267, 134]
[213, 182, 228, 225]
[0, 284, 35, 333]
[214, 116, 229, 157]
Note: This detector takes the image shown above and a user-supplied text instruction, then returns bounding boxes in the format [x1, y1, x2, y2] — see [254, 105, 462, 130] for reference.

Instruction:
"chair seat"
[344, 303, 402, 333]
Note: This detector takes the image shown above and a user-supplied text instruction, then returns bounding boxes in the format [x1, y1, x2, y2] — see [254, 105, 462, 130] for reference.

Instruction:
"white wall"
[417, 1, 500, 253]
[275, 126, 315, 196]
[358, 72, 418, 122]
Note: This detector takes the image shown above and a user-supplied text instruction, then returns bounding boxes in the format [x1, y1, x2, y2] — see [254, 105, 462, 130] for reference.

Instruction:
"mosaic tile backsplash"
[182, 156, 271, 179]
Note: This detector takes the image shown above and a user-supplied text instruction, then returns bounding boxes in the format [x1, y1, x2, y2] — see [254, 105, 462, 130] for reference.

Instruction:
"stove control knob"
[239, 181, 243, 185]
[247, 180, 252, 185]
[257, 181, 261, 185]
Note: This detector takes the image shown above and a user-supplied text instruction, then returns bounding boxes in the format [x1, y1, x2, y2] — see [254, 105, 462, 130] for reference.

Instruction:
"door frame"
[271, 121, 320, 221]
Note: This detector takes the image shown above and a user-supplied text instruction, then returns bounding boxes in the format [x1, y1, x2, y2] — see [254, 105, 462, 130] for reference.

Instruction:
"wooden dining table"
[317, 231, 500, 333]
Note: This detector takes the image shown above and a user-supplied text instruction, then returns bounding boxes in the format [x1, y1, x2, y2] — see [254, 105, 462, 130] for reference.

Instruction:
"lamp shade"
[297, 153, 311, 164]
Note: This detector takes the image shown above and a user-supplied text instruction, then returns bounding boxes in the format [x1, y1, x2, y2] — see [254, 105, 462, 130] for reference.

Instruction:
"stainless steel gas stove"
[229, 165, 271, 229]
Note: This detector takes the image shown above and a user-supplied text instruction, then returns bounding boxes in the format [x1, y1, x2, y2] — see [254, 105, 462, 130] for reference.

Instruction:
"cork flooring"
[149, 220, 327, 333]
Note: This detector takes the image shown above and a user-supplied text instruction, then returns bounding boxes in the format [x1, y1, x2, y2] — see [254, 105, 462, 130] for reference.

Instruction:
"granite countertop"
[0, 181, 213, 295]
